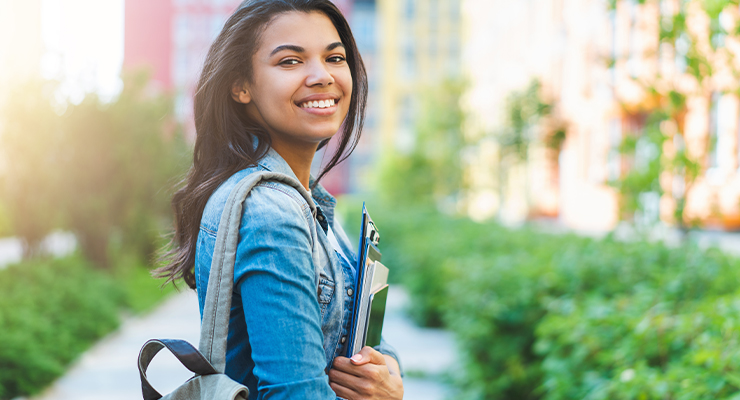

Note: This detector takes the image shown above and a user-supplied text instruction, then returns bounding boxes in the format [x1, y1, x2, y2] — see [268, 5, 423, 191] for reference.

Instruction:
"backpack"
[137, 171, 315, 400]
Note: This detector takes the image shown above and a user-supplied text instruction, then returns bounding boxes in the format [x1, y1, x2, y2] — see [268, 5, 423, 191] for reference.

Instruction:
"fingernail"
[351, 354, 362, 362]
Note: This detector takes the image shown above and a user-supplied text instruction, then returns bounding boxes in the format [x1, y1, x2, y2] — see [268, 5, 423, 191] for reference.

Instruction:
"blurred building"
[376, 0, 463, 153]
[462, 0, 740, 231]
[125, 0, 242, 132]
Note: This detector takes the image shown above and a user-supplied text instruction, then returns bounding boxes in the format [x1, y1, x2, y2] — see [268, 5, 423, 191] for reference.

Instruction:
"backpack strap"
[138, 339, 219, 400]
[198, 171, 315, 373]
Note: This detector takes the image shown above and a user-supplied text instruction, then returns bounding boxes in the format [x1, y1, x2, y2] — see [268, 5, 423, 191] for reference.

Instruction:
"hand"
[329, 346, 403, 400]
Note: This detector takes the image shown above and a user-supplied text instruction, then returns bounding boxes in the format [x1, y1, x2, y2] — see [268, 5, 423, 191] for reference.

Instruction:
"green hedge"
[374, 206, 740, 400]
[0, 255, 172, 399]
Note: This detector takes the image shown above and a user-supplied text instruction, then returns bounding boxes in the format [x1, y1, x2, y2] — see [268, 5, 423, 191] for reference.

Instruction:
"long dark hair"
[156, 0, 368, 289]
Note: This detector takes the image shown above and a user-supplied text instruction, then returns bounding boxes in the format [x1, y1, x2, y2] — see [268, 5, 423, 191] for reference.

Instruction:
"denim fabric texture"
[195, 148, 401, 400]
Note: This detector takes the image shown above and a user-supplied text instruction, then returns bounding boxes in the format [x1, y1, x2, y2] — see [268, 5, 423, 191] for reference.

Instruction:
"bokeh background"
[4, 0, 740, 399]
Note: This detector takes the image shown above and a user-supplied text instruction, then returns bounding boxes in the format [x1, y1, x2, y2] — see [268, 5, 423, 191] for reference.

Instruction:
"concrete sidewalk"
[29, 286, 457, 400]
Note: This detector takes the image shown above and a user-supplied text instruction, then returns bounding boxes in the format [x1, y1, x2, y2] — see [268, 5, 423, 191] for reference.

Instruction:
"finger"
[329, 380, 360, 400]
[331, 357, 360, 376]
[330, 368, 379, 399]
[350, 346, 386, 366]
[332, 357, 367, 377]
[328, 367, 363, 388]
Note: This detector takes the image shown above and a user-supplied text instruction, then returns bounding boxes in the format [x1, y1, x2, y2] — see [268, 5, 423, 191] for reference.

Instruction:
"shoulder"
[200, 168, 313, 235]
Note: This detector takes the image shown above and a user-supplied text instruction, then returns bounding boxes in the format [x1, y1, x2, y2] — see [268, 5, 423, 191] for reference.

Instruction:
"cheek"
[254, 72, 298, 108]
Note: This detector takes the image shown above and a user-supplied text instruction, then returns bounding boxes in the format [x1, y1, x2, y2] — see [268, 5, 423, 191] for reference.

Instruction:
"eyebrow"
[269, 42, 345, 57]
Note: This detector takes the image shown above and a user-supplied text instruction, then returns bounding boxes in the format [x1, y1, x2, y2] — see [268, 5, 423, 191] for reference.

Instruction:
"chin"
[308, 127, 343, 141]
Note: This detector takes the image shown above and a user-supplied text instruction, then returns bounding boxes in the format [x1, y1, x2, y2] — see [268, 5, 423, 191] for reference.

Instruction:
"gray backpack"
[137, 171, 315, 399]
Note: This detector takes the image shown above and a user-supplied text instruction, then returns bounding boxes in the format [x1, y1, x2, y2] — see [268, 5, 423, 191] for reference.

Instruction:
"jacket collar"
[257, 147, 299, 179]
[257, 148, 337, 222]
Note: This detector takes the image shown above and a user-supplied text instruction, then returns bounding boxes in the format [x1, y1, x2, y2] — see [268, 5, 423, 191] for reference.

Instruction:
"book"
[346, 204, 389, 357]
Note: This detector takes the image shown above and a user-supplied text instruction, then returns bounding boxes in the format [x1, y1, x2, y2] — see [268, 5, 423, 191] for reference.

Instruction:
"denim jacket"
[194, 148, 401, 400]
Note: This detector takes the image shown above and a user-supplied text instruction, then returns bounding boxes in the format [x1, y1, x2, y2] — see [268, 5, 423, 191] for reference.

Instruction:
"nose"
[305, 60, 334, 87]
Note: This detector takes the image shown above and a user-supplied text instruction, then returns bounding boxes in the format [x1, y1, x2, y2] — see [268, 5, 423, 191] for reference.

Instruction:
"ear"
[231, 81, 252, 104]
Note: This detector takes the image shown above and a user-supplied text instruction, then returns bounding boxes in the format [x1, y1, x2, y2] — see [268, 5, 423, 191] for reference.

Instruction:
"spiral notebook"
[346, 204, 389, 357]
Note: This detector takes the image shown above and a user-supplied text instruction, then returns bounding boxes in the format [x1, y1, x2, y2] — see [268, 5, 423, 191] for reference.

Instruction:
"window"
[619, 113, 647, 175]
[351, 8, 376, 50]
[449, 0, 460, 20]
[737, 108, 740, 171]
[675, 33, 689, 74]
[709, 91, 720, 170]
[404, 0, 415, 20]
[210, 14, 226, 39]
[707, 92, 736, 184]
[607, 118, 622, 182]
[402, 37, 416, 79]
[627, 0, 640, 78]
[429, 0, 438, 26]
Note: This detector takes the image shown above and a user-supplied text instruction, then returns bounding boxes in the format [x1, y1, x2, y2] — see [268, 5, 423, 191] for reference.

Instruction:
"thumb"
[350, 346, 386, 366]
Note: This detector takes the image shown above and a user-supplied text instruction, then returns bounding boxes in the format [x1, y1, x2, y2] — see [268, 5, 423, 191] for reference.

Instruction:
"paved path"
[0, 237, 22, 269]
[29, 286, 457, 400]
[0, 232, 76, 270]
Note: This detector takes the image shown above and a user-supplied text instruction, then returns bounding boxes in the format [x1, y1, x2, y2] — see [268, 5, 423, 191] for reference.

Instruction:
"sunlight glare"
[40, 0, 124, 102]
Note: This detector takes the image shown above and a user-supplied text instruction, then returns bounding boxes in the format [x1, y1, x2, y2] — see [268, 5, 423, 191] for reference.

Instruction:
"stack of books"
[346, 205, 389, 357]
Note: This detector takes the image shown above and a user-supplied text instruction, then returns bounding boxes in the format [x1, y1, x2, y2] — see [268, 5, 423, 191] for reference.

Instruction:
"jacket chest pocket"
[317, 274, 335, 320]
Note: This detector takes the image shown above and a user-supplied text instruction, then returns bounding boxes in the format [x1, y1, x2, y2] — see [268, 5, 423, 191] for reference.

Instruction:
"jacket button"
[347, 289, 353, 296]
[317, 215, 324, 221]
[341, 336, 347, 344]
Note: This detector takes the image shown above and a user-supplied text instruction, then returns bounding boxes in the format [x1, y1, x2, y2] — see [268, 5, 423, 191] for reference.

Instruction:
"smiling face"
[233, 11, 353, 160]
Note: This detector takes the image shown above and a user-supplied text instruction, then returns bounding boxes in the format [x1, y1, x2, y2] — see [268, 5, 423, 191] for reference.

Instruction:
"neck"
[270, 141, 319, 190]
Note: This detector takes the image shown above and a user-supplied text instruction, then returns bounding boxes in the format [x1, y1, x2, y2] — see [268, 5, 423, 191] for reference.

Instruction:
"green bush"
[0, 255, 121, 399]
[376, 205, 740, 399]
[0, 254, 173, 399]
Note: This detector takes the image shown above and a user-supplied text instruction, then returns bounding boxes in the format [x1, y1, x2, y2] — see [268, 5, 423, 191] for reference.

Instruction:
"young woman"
[156, 1, 403, 399]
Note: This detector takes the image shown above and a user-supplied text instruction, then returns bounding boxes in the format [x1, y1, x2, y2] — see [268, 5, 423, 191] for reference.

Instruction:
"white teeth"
[300, 99, 336, 109]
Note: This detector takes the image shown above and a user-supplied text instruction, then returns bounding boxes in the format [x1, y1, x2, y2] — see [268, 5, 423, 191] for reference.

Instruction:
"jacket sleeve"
[374, 337, 404, 378]
[234, 184, 336, 399]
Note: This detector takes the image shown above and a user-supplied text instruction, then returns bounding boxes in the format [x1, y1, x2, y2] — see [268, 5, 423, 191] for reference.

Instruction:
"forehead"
[258, 11, 343, 54]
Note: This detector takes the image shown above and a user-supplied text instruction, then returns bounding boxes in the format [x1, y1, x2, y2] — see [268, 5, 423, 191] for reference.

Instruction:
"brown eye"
[279, 59, 300, 66]
[327, 56, 346, 63]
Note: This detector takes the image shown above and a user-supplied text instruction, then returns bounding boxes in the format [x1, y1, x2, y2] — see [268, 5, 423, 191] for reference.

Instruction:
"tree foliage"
[0, 81, 64, 251]
[0, 72, 189, 267]
[378, 79, 467, 208]
[492, 79, 558, 218]
[497, 79, 553, 162]
[610, 0, 738, 230]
